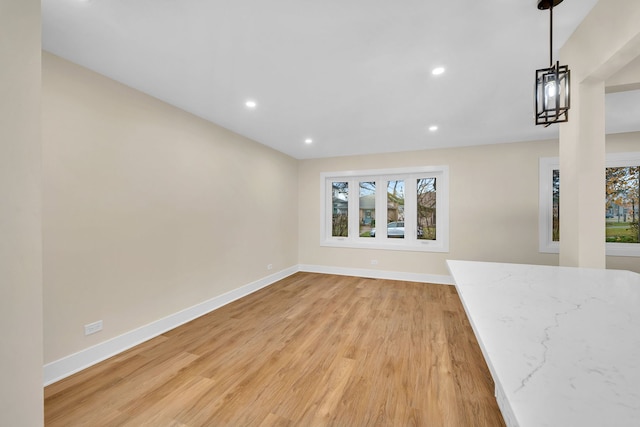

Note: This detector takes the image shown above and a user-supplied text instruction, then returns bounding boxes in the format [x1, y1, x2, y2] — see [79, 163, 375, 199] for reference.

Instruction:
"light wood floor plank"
[45, 272, 505, 426]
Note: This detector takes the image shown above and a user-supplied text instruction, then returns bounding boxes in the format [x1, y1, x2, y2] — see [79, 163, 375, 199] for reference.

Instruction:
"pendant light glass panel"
[535, 62, 570, 126]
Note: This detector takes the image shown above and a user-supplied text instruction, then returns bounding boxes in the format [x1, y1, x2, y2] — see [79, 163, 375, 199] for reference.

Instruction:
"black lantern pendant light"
[535, 0, 570, 126]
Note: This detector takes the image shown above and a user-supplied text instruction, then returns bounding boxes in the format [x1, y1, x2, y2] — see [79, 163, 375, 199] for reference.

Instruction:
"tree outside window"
[539, 154, 640, 256]
[417, 178, 437, 240]
[332, 182, 348, 237]
[606, 166, 640, 243]
[552, 169, 560, 242]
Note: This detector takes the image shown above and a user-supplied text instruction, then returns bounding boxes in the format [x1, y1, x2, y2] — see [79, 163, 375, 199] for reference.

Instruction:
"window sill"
[539, 242, 640, 257]
[321, 238, 449, 253]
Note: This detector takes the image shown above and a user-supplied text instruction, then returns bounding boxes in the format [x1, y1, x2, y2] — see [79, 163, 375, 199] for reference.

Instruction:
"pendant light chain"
[549, 5, 553, 67]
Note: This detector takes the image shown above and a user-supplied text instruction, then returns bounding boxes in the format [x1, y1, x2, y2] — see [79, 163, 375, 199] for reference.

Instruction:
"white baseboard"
[298, 264, 454, 285]
[43, 264, 452, 386]
[43, 266, 298, 386]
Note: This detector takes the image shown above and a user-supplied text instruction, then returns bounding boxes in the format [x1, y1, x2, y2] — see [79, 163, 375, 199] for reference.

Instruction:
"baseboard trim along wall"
[43, 266, 298, 386]
[43, 265, 454, 386]
[298, 264, 455, 285]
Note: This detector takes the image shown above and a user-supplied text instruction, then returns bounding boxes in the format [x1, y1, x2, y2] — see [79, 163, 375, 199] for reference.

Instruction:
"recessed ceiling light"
[431, 67, 445, 76]
[245, 100, 257, 108]
[428, 125, 438, 132]
[304, 138, 313, 144]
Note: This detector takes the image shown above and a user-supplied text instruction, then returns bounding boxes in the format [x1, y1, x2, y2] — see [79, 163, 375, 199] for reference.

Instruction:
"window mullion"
[348, 178, 360, 239]
[434, 171, 444, 245]
[404, 177, 417, 242]
[374, 178, 385, 239]
[326, 178, 334, 239]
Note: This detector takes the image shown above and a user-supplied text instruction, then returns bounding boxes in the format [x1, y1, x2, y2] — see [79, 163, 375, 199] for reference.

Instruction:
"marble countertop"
[447, 260, 640, 427]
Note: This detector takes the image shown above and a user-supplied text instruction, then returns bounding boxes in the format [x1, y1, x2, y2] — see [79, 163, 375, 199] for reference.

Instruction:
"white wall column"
[559, 0, 640, 268]
[558, 81, 606, 267]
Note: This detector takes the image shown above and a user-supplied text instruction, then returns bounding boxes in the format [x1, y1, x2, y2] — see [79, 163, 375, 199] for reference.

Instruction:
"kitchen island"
[447, 260, 640, 427]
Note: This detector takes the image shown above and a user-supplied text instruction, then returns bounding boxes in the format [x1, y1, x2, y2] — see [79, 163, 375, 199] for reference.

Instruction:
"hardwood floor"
[45, 272, 505, 426]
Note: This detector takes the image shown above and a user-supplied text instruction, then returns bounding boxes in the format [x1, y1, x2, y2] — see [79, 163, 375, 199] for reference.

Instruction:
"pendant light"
[535, 0, 570, 126]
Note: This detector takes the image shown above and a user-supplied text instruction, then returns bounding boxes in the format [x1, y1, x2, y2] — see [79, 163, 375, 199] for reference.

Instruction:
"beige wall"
[39, 0, 640, 374]
[299, 140, 560, 277]
[42, 53, 298, 363]
[299, 133, 640, 277]
[0, 0, 43, 424]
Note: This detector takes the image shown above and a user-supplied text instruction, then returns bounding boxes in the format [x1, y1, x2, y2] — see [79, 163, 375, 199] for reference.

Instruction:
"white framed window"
[539, 152, 640, 257]
[320, 166, 449, 252]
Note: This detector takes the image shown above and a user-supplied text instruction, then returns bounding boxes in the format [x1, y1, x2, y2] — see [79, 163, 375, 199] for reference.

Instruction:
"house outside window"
[359, 182, 376, 238]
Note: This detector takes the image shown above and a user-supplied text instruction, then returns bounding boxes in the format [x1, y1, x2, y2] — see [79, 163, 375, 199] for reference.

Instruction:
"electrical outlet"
[84, 320, 103, 336]
[267, 264, 273, 270]
[371, 259, 379, 265]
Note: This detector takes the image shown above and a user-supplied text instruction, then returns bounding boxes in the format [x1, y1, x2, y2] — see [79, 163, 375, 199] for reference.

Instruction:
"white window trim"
[320, 166, 449, 253]
[539, 152, 640, 257]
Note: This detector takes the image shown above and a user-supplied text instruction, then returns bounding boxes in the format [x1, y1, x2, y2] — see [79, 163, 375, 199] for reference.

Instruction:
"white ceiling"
[42, 0, 640, 159]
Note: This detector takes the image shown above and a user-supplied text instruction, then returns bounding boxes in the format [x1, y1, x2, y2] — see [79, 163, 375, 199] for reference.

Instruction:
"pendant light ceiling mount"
[535, 0, 570, 126]
[537, 0, 564, 11]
